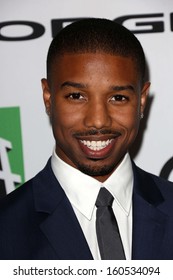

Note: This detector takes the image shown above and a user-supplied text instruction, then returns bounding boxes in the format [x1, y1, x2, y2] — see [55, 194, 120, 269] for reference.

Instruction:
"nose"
[84, 99, 112, 129]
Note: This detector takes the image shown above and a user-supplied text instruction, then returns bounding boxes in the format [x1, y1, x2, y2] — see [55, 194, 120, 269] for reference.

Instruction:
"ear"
[41, 78, 51, 116]
[140, 81, 150, 115]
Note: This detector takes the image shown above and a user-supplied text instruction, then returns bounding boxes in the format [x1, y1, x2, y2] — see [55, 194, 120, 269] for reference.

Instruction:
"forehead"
[49, 53, 140, 87]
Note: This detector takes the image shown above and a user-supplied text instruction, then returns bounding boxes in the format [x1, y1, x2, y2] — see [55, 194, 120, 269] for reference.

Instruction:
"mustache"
[73, 129, 121, 137]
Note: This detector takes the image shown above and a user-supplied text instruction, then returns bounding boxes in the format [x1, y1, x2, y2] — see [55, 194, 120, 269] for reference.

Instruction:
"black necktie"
[96, 187, 126, 260]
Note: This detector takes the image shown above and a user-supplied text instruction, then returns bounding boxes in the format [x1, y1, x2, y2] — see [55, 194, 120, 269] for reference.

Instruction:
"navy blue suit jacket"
[0, 158, 173, 260]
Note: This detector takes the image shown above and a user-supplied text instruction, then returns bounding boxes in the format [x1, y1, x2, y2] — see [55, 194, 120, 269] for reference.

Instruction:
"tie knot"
[96, 187, 114, 207]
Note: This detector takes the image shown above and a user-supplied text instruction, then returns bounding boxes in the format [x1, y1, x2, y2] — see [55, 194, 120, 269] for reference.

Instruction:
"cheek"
[51, 104, 83, 136]
[125, 110, 141, 140]
[112, 106, 139, 129]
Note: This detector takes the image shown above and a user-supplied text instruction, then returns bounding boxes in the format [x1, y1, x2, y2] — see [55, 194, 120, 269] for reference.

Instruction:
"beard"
[76, 160, 117, 178]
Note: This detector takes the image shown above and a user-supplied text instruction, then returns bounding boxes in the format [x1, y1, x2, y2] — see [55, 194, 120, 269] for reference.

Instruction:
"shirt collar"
[103, 153, 133, 215]
[51, 149, 133, 220]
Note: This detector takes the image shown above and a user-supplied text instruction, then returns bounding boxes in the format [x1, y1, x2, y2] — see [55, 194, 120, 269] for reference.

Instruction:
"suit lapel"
[33, 159, 93, 260]
[132, 164, 168, 260]
[40, 195, 93, 259]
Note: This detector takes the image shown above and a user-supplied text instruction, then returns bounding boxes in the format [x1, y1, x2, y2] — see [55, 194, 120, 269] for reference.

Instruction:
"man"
[0, 18, 173, 260]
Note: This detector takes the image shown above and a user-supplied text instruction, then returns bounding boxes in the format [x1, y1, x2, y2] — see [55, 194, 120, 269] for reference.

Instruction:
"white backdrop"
[1, 0, 173, 187]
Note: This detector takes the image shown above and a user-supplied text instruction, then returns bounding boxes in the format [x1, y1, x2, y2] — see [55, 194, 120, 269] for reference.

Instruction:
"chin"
[77, 162, 116, 177]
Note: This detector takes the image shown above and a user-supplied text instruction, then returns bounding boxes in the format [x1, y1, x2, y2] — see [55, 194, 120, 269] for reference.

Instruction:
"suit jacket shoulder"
[0, 159, 92, 260]
[132, 163, 173, 260]
[133, 164, 173, 206]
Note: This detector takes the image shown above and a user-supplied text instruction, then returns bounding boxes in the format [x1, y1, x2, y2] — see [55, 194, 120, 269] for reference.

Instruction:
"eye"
[66, 93, 85, 100]
[110, 95, 129, 102]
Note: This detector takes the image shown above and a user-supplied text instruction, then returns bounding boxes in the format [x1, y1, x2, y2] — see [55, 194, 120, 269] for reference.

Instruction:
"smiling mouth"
[80, 139, 114, 151]
[75, 130, 121, 158]
[78, 137, 120, 159]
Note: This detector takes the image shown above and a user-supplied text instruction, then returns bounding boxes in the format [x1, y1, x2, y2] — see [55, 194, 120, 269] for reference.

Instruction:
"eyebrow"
[110, 85, 135, 92]
[60, 81, 135, 92]
[60, 81, 87, 89]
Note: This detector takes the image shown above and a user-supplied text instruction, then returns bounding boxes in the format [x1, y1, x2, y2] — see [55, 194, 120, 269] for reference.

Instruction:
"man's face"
[42, 53, 149, 182]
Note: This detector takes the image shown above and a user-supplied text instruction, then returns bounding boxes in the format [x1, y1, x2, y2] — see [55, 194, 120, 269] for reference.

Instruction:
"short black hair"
[47, 18, 146, 83]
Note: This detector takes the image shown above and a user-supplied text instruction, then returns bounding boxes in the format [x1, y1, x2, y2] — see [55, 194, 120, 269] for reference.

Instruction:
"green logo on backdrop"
[0, 107, 25, 198]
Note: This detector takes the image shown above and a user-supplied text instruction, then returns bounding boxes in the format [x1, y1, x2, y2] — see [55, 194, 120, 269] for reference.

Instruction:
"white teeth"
[80, 139, 113, 151]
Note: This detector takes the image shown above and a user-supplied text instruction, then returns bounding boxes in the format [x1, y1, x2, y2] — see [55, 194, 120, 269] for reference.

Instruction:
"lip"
[78, 136, 120, 159]
[74, 131, 121, 141]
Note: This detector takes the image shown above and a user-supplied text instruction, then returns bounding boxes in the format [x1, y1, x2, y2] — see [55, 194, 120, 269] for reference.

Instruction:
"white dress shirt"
[51, 149, 133, 259]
